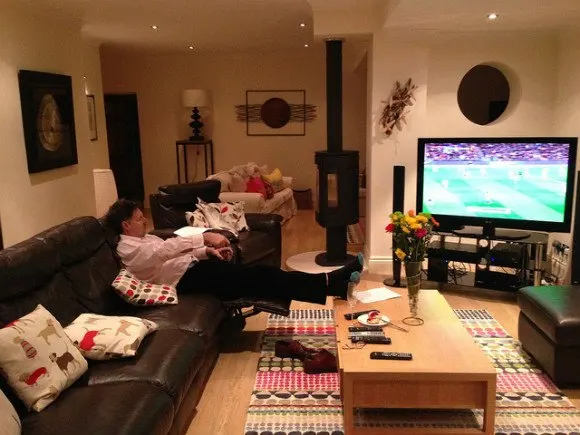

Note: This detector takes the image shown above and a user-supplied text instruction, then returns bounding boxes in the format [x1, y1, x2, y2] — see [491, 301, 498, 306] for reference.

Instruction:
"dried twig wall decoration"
[379, 78, 417, 138]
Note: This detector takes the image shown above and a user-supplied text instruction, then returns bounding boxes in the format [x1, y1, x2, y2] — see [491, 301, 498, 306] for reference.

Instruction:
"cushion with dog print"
[64, 313, 158, 360]
[0, 389, 21, 434]
[0, 304, 88, 412]
[112, 269, 178, 306]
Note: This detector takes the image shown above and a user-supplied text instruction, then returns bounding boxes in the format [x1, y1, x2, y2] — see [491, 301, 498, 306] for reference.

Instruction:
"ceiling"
[383, 0, 580, 33]
[14, 0, 580, 53]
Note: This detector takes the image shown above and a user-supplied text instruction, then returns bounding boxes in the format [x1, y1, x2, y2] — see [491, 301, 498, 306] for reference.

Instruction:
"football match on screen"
[422, 142, 571, 223]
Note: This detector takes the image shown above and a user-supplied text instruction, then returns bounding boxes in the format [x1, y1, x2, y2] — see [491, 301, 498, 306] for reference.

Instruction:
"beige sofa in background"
[207, 163, 297, 224]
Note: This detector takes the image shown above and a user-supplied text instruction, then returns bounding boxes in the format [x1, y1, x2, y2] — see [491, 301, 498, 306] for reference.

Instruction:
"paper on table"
[174, 226, 208, 237]
[356, 287, 401, 304]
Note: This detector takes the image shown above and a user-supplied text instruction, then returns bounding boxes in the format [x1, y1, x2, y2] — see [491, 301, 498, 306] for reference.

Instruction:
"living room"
[1, 1, 580, 434]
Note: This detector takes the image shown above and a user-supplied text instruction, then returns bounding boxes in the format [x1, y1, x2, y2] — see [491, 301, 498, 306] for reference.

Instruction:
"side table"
[293, 188, 313, 210]
[176, 139, 215, 183]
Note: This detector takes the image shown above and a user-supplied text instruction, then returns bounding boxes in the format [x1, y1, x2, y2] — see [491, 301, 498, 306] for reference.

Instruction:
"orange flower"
[431, 217, 440, 227]
[408, 210, 415, 217]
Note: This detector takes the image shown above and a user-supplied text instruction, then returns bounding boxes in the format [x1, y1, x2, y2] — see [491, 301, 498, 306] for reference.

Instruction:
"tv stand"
[427, 229, 548, 292]
[452, 226, 531, 241]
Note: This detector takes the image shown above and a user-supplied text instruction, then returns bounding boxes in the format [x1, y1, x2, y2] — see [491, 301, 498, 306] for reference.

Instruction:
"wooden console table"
[176, 139, 215, 183]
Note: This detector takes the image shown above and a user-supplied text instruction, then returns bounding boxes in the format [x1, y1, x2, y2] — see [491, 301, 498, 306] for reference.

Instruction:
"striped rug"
[243, 309, 580, 435]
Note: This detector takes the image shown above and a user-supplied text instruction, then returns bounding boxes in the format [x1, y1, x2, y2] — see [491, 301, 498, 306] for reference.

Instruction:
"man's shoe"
[303, 349, 337, 374]
[275, 340, 317, 361]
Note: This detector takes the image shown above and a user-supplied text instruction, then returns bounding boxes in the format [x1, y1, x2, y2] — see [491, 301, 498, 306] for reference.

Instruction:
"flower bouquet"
[385, 210, 439, 324]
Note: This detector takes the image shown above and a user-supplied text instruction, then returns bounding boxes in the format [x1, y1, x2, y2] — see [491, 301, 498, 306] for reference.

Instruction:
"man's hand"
[206, 246, 234, 262]
[203, 232, 230, 249]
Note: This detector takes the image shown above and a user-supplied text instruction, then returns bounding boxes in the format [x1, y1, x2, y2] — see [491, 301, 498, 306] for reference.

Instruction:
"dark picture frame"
[87, 94, 98, 141]
[246, 90, 306, 136]
[18, 70, 78, 173]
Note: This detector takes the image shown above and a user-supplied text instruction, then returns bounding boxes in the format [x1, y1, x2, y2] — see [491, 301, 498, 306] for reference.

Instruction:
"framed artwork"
[236, 90, 316, 136]
[87, 94, 98, 141]
[18, 70, 78, 174]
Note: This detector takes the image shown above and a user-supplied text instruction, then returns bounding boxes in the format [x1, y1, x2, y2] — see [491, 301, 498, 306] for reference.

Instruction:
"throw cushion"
[187, 199, 249, 236]
[0, 389, 21, 434]
[210, 172, 234, 192]
[64, 314, 157, 360]
[263, 180, 275, 199]
[229, 172, 247, 192]
[261, 168, 285, 192]
[258, 164, 270, 176]
[245, 175, 267, 197]
[112, 269, 178, 306]
[185, 208, 210, 228]
[0, 305, 88, 412]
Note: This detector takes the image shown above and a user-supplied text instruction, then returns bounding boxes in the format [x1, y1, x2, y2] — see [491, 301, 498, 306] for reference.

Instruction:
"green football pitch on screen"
[422, 164, 568, 222]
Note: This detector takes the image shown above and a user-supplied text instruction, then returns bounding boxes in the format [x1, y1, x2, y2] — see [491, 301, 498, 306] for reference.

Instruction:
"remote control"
[352, 336, 391, 344]
[344, 309, 374, 320]
[348, 331, 385, 337]
[370, 352, 412, 360]
[348, 326, 383, 332]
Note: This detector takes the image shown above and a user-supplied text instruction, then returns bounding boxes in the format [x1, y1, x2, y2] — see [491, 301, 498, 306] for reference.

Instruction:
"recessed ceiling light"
[304, 44, 309, 48]
[188, 46, 194, 50]
[151, 25, 158, 30]
[487, 13, 498, 20]
[300, 23, 306, 28]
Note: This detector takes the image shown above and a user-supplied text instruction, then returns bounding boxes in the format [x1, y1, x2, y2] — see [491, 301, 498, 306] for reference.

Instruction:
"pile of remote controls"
[346, 309, 413, 361]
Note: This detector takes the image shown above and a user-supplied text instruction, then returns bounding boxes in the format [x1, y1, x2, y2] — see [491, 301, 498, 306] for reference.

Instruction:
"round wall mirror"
[457, 64, 510, 125]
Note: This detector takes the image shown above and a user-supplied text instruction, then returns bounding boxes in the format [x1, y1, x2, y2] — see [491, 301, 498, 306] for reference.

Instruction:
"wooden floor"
[185, 210, 580, 434]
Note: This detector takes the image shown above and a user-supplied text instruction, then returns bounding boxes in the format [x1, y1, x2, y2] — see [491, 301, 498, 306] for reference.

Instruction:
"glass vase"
[403, 261, 424, 326]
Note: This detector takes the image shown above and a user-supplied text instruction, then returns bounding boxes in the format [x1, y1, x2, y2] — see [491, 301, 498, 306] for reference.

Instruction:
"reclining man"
[105, 199, 363, 306]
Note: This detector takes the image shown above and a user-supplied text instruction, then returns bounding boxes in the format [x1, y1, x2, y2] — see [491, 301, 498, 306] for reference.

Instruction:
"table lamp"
[182, 89, 210, 141]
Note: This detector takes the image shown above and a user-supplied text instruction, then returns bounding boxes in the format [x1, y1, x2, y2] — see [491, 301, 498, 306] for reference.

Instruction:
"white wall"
[367, 34, 428, 272]
[553, 30, 580, 255]
[100, 45, 367, 205]
[0, 2, 110, 247]
[367, 30, 561, 273]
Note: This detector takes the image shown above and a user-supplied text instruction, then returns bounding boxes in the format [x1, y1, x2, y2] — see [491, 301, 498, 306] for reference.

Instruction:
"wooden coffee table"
[334, 290, 496, 435]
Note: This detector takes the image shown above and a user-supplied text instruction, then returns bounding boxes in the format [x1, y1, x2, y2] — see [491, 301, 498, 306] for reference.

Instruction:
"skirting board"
[367, 255, 393, 275]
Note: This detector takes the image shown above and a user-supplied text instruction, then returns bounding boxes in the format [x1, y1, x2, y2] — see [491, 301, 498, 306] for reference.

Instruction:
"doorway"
[104, 93, 145, 202]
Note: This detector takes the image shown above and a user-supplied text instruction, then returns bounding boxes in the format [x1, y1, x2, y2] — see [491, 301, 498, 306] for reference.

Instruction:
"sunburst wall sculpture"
[379, 78, 417, 138]
[235, 90, 317, 136]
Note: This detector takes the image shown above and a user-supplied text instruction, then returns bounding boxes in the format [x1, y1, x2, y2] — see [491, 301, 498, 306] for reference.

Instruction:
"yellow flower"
[402, 226, 410, 233]
[395, 248, 406, 260]
[411, 223, 422, 230]
[390, 213, 400, 222]
[416, 215, 428, 223]
[405, 216, 417, 225]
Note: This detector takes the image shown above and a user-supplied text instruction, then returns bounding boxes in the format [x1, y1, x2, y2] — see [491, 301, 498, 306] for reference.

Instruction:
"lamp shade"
[182, 89, 209, 108]
[93, 169, 118, 217]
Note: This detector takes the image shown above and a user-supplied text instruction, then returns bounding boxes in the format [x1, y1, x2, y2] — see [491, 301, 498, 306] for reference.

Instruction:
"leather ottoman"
[518, 285, 580, 386]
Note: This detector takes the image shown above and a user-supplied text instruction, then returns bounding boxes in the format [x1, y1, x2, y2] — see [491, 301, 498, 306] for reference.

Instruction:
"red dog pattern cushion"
[0, 305, 88, 412]
[64, 314, 157, 360]
[112, 269, 178, 306]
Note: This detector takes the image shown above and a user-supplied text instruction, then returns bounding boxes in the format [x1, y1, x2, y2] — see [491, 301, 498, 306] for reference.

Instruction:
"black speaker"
[571, 171, 580, 284]
[384, 166, 406, 287]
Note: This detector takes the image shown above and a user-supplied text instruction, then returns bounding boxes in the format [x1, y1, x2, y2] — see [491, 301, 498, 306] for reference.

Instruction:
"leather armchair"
[149, 180, 290, 321]
[149, 180, 282, 267]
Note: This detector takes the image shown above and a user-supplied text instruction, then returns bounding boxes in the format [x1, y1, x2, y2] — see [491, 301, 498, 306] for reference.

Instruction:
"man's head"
[105, 199, 147, 237]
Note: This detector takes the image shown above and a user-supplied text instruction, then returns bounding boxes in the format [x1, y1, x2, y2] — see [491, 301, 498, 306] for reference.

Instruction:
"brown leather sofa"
[518, 285, 580, 386]
[0, 216, 259, 435]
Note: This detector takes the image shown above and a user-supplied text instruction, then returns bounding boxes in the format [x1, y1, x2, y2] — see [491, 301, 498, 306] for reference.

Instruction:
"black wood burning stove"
[314, 39, 360, 266]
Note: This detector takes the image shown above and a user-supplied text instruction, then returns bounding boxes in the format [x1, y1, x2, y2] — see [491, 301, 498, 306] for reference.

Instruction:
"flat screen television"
[416, 137, 578, 237]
